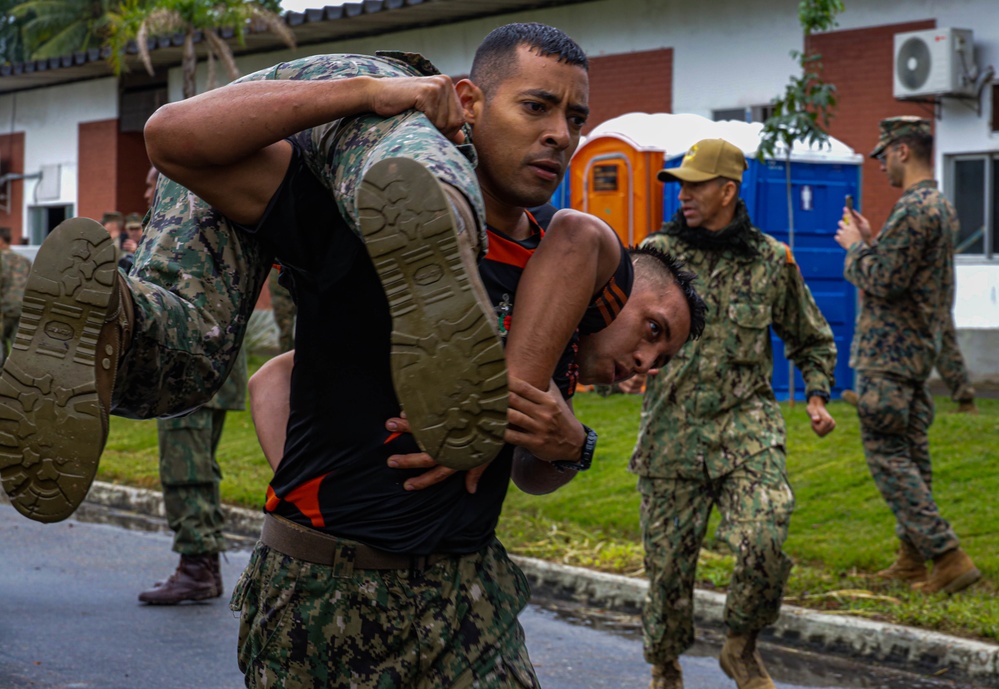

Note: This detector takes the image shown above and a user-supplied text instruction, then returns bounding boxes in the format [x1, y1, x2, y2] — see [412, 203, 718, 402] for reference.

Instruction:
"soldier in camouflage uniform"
[630, 139, 837, 689]
[139, 348, 247, 605]
[835, 116, 981, 595]
[0, 226, 30, 364]
[267, 265, 296, 353]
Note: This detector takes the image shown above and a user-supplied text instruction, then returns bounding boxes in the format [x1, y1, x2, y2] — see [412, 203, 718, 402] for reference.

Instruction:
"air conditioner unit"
[893, 28, 977, 99]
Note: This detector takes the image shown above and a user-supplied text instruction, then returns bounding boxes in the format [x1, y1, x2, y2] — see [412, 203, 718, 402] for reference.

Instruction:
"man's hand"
[835, 208, 871, 249]
[385, 415, 489, 493]
[504, 377, 585, 463]
[367, 75, 465, 144]
[806, 396, 836, 437]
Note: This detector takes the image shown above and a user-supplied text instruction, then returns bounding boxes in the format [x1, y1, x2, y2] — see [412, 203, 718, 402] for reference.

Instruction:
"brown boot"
[876, 540, 927, 583]
[841, 389, 858, 407]
[719, 632, 775, 689]
[208, 553, 224, 598]
[912, 548, 981, 595]
[139, 554, 220, 605]
[649, 660, 683, 689]
[0, 218, 133, 523]
[955, 400, 979, 415]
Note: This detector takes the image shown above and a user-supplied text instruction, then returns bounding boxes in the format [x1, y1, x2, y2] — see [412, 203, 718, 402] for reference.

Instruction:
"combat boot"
[912, 548, 981, 595]
[649, 660, 683, 689]
[841, 389, 858, 407]
[139, 554, 220, 604]
[955, 400, 979, 415]
[357, 157, 507, 471]
[876, 540, 927, 583]
[208, 552, 224, 598]
[719, 631, 775, 689]
[0, 217, 133, 523]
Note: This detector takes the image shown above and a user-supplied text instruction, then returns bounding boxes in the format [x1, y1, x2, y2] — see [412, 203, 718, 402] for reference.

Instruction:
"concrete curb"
[24, 481, 999, 686]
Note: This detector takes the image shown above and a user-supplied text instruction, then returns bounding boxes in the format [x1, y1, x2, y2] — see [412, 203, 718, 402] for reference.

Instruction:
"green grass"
[98, 367, 999, 642]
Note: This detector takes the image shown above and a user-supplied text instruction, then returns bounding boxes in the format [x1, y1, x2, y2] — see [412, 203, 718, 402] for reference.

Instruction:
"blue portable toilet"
[652, 115, 863, 400]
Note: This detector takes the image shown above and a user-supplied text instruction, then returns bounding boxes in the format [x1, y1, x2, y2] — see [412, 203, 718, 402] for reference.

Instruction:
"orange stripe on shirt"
[266, 472, 330, 529]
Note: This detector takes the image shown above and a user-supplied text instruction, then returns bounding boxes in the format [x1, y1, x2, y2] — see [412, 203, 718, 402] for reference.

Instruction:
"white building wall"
[0, 77, 118, 222]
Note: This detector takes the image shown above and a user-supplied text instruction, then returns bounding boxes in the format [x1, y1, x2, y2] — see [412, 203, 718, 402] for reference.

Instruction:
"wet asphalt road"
[0, 503, 980, 689]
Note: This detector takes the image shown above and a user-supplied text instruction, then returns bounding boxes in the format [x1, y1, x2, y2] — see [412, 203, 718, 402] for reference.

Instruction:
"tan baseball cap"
[124, 212, 143, 230]
[657, 138, 748, 184]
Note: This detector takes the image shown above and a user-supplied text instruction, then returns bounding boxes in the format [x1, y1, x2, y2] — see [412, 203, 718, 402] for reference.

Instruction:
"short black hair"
[630, 246, 707, 342]
[893, 132, 933, 164]
[470, 22, 588, 96]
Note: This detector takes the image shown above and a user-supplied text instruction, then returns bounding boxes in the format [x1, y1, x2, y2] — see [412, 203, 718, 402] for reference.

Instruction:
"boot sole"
[357, 157, 507, 470]
[0, 218, 116, 523]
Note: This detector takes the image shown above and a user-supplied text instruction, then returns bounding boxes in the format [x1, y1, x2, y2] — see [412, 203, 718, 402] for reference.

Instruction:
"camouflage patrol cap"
[870, 116, 930, 159]
[124, 212, 143, 230]
[101, 211, 124, 225]
[657, 138, 748, 184]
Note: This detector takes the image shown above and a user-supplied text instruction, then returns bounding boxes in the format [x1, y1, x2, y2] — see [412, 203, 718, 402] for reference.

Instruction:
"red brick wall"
[585, 48, 672, 135]
[116, 131, 151, 217]
[78, 120, 119, 222]
[79, 121, 151, 221]
[0, 132, 25, 242]
[808, 20, 935, 229]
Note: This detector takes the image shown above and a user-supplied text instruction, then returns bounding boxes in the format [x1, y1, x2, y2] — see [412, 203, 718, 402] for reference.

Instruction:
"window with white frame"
[946, 153, 999, 259]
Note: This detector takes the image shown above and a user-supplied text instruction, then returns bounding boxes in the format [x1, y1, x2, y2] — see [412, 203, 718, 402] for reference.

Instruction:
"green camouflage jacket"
[845, 180, 957, 382]
[204, 346, 247, 411]
[630, 202, 836, 479]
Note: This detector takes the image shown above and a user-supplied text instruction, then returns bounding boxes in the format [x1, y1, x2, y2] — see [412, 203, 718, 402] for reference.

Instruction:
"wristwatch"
[552, 424, 598, 472]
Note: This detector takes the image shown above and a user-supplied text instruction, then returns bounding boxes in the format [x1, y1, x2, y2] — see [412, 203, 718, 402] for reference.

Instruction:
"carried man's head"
[458, 23, 589, 211]
[575, 247, 706, 385]
[870, 116, 932, 188]
[658, 138, 747, 231]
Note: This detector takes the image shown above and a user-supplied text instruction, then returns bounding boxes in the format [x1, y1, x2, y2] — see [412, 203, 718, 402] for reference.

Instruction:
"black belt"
[260, 513, 450, 571]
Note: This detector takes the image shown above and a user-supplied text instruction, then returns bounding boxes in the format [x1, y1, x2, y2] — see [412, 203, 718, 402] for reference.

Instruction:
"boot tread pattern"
[357, 157, 507, 470]
[0, 218, 115, 523]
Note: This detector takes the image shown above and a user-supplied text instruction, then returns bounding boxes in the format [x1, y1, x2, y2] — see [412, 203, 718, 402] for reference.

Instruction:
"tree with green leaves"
[7, 0, 116, 60]
[758, 0, 844, 403]
[106, 0, 295, 99]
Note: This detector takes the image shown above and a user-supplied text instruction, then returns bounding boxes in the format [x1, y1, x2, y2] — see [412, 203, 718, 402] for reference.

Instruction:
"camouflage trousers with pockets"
[856, 372, 959, 559]
[637, 446, 794, 664]
[112, 52, 483, 419]
[229, 538, 539, 689]
[157, 408, 227, 555]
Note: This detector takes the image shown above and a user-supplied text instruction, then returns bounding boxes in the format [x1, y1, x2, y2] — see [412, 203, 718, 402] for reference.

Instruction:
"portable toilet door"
[570, 133, 664, 247]
[754, 157, 861, 401]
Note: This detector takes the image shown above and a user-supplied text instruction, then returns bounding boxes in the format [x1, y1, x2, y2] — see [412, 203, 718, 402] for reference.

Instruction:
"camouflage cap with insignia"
[657, 138, 748, 184]
[870, 116, 930, 159]
[100, 211, 124, 225]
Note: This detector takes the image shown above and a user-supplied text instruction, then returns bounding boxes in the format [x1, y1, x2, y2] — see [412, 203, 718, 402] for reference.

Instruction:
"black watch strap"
[552, 424, 597, 473]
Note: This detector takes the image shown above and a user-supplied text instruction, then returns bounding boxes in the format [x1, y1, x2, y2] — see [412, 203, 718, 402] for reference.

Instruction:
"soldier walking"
[835, 117, 981, 595]
[628, 139, 838, 689]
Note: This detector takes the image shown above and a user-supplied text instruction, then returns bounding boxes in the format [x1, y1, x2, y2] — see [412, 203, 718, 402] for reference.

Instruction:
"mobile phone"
[845, 194, 854, 212]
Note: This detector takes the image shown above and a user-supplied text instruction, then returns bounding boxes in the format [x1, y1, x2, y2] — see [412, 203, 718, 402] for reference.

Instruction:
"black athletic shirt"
[246, 144, 631, 554]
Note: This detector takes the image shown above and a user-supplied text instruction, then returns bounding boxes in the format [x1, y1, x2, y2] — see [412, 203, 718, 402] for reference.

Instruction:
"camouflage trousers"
[229, 536, 539, 689]
[112, 52, 483, 419]
[0, 313, 15, 365]
[157, 408, 227, 556]
[935, 321, 975, 403]
[856, 372, 959, 559]
[637, 447, 794, 664]
[268, 267, 297, 354]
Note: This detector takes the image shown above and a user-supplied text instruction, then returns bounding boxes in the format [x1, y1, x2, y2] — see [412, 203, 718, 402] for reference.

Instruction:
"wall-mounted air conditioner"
[894, 28, 977, 99]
